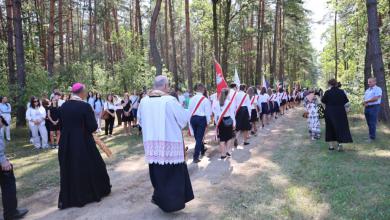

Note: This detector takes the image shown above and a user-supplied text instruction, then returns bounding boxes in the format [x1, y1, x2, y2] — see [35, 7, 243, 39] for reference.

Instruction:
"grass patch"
[221, 116, 390, 220]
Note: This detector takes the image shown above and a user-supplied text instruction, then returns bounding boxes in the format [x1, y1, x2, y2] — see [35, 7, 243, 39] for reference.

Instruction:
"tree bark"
[184, 0, 193, 92]
[135, 0, 144, 51]
[366, 0, 390, 123]
[364, 34, 372, 91]
[212, 0, 219, 61]
[5, 0, 15, 90]
[150, 0, 163, 76]
[58, 0, 64, 66]
[334, 0, 338, 80]
[13, 0, 26, 126]
[278, 3, 284, 82]
[47, 0, 55, 77]
[168, 0, 178, 87]
[255, 0, 265, 86]
[164, 0, 170, 70]
[271, 0, 281, 86]
[221, 0, 231, 77]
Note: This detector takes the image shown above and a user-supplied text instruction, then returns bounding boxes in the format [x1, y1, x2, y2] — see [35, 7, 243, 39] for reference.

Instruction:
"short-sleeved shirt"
[364, 86, 382, 105]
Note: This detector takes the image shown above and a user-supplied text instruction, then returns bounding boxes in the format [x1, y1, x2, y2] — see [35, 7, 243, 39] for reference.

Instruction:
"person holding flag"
[188, 83, 212, 163]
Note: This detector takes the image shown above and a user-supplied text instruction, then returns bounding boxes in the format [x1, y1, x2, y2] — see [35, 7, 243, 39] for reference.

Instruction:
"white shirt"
[257, 94, 270, 104]
[58, 99, 65, 107]
[104, 102, 116, 111]
[249, 95, 258, 110]
[26, 106, 46, 126]
[213, 99, 236, 127]
[0, 103, 11, 115]
[87, 97, 95, 108]
[235, 91, 251, 117]
[138, 92, 189, 165]
[188, 92, 212, 123]
[114, 98, 123, 110]
[130, 95, 140, 109]
[364, 85, 382, 105]
[178, 95, 185, 107]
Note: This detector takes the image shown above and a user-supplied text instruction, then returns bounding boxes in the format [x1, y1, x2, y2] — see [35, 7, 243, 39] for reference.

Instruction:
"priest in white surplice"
[137, 75, 194, 213]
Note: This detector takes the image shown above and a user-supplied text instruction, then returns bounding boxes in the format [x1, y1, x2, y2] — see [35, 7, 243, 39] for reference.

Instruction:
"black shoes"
[193, 158, 201, 163]
[5, 208, 29, 220]
[244, 142, 250, 146]
[226, 152, 231, 157]
[201, 147, 208, 156]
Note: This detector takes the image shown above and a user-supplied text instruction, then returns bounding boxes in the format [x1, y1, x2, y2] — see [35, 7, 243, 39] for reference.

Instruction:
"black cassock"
[58, 100, 111, 209]
[321, 87, 353, 143]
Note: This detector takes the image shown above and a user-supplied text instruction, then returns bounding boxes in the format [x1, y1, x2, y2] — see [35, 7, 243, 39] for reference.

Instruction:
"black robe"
[58, 100, 111, 209]
[321, 87, 353, 143]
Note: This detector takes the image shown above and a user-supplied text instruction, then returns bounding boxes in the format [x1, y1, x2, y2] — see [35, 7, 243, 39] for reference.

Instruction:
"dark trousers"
[364, 104, 380, 139]
[1, 169, 18, 219]
[116, 109, 123, 126]
[105, 115, 115, 135]
[190, 116, 207, 160]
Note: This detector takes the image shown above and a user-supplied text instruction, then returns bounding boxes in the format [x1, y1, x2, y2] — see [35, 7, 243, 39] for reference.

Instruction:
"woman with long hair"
[104, 94, 116, 136]
[121, 93, 133, 135]
[48, 97, 61, 148]
[93, 93, 104, 132]
[247, 87, 259, 135]
[213, 88, 235, 159]
[257, 87, 270, 127]
[267, 88, 275, 122]
[25, 96, 48, 149]
[87, 91, 95, 108]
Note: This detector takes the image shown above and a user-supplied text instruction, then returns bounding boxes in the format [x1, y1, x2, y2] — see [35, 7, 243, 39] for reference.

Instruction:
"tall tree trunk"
[150, 0, 163, 76]
[88, 0, 93, 54]
[212, 0, 219, 61]
[200, 38, 206, 84]
[364, 34, 372, 91]
[13, 0, 26, 126]
[35, 0, 47, 68]
[113, 7, 121, 60]
[47, 0, 55, 77]
[278, 3, 284, 82]
[221, 0, 231, 76]
[366, 0, 390, 123]
[164, 0, 170, 70]
[334, 0, 338, 80]
[0, 5, 5, 40]
[255, 0, 265, 86]
[135, 0, 144, 51]
[168, 0, 178, 87]
[58, 0, 64, 66]
[184, 0, 193, 92]
[271, 0, 281, 86]
[66, 3, 71, 64]
[5, 0, 15, 92]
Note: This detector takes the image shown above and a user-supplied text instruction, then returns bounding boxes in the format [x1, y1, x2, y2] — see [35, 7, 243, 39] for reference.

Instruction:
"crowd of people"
[0, 75, 384, 219]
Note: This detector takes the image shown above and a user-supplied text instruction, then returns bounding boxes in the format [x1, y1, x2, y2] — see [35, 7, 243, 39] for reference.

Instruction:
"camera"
[0, 116, 8, 126]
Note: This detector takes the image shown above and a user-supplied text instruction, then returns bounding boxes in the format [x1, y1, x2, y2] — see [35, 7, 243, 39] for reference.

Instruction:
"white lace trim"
[144, 140, 185, 165]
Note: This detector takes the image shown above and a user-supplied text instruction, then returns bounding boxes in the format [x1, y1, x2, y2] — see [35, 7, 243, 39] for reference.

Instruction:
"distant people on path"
[25, 97, 48, 149]
[188, 83, 211, 163]
[103, 94, 116, 136]
[213, 88, 236, 159]
[321, 79, 353, 151]
[363, 77, 382, 141]
[304, 90, 321, 140]
[0, 96, 12, 141]
[137, 75, 194, 213]
[58, 83, 111, 209]
[0, 117, 29, 220]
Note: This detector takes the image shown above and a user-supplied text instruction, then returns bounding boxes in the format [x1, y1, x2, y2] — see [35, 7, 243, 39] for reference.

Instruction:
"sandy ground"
[18, 108, 304, 220]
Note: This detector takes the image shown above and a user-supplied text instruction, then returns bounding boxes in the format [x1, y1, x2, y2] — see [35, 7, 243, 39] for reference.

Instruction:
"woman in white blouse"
[213, 88, 236, 159]
[0, 96, 12, 141]
[103, 94, 116, 136]
[25, 96, 48, 149]
[257, 87, 270, 127]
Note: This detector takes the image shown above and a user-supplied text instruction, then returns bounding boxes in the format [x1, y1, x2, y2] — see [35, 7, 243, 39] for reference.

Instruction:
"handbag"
[317, 104, 325, 119]
[222, 117, 233, 127]
[101, 110, 110, 120]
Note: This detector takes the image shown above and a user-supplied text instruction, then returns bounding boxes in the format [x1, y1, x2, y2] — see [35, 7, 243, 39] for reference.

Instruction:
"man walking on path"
[188, 83, 211, 163]
[0, 117, 29, 220]
[137, 75, 194, 212]
[363, 77, 382, 141]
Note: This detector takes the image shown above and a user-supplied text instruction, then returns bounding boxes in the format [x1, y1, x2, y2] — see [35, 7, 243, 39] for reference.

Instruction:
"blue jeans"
[190, 116, 207, 160]
[364, 104, 380, 139]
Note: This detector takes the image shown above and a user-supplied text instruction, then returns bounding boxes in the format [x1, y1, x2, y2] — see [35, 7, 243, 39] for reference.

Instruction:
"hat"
[71, 83, 85, 93]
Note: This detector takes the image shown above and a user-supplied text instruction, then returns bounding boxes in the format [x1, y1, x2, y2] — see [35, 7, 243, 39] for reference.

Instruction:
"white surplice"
[138, 91, 189, 165]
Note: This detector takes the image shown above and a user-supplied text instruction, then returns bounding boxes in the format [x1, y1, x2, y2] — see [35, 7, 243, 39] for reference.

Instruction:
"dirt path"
[21, 108, 305, 220]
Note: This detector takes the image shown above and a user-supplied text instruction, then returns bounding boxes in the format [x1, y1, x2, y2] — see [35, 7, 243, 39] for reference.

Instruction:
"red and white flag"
[215, 59, 228, 96]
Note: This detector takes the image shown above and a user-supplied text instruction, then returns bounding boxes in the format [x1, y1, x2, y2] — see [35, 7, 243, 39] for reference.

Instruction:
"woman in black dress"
[121, 93, 133, 135]
[48, 97, 61, 148]
[58, 83, 111, 209]
[321, 79, 353, 151]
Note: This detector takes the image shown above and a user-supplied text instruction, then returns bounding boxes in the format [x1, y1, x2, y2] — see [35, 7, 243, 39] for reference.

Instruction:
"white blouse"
[212, 99, 236, 127]
[26, 106, 46, 126]
[104, 102, 116, 111]
[257, 94, 270, 104]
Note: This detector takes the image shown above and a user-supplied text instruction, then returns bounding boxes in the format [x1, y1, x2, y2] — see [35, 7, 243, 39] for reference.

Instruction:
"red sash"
[216, 98, 234, 128]
[235, 94, 248, 116]
[191, 96, 205, 116]
[250, 96, 256, 105]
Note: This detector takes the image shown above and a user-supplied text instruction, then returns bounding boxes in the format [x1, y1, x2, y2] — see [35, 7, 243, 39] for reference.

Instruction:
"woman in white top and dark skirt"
[214, 88, 236, 159]
[258, 87, 270, 127]
[121, 93, 133, 135]
[248, 87, 259, 135]
[0, 96, 12, 141]
[48, 97, 61, 148]
[235, 85, 252, 146]
[25, 97, 48, 149]
[103, 94, 116, 136]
